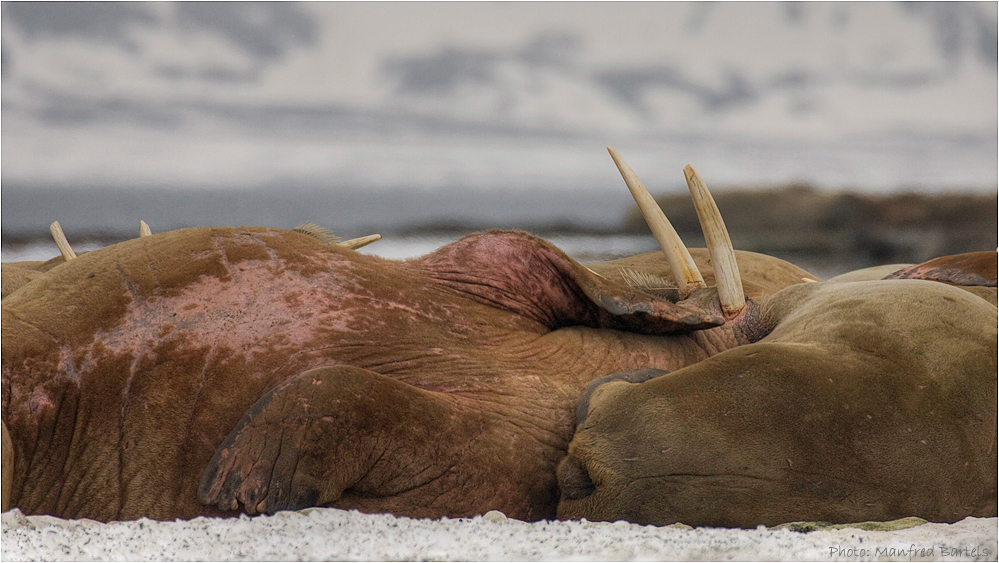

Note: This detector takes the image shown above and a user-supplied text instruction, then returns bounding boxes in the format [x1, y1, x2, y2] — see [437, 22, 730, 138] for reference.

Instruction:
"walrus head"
[558, 265, 998, 528]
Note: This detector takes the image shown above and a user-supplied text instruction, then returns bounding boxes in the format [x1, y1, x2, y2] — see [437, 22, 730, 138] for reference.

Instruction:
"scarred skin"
[2, 226, 804, 522]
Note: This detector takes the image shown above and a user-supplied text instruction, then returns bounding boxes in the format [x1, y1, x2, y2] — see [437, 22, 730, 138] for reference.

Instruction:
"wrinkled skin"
[1, 227, 810, 522]
[589, 248, 819, 302]
[558, 254, 998, 528]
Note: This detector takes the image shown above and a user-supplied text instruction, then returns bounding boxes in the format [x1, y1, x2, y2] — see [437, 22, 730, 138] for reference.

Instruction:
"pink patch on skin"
[27, 387, 55, 416]
[18, 230, 747, 421]
[68, 235, 471, 394]
[90, 257, 350, 377]
[55, 343, 83, 383]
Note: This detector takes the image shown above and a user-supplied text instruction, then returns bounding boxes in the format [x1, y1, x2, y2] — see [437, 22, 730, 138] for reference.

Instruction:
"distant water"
[1, 186, 663, 268]
[0, 232, 661, 265]
[1, 186, 634, 240]
[1, 177, 987, 280]
[2, 232, 855, 280]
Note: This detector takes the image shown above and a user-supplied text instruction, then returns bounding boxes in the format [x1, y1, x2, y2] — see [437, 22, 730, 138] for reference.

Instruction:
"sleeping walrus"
[1, 151, 817, 522]
[558, 252, 997, 527]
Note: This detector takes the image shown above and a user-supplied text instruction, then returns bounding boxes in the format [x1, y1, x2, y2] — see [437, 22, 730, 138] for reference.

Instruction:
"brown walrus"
[558, 252, 998, 527]
[2, 151, 815, 522]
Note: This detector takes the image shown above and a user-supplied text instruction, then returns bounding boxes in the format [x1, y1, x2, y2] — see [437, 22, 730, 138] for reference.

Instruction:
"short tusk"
[139, 220, 153, 238]
[683, 165, 745, 317]
[50, 221, 77, 261]
[338, 234, 381, 250]
[607, 147, 705, 296]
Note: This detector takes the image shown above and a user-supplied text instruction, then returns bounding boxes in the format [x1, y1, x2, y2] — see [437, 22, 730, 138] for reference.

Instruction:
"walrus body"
[7, 143, 991, 527]
[558, 276, 998, 527]
[3, 226, 804, 522]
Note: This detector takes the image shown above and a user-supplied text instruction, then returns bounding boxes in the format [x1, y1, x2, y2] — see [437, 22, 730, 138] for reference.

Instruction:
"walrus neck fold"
[418, 230, 725, 335]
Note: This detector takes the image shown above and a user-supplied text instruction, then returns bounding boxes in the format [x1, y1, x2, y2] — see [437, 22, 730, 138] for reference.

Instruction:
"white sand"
[2, 508, 995, 562]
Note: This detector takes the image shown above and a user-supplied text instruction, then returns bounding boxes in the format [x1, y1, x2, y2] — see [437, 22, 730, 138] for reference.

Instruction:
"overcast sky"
[2, 2, 996, 191]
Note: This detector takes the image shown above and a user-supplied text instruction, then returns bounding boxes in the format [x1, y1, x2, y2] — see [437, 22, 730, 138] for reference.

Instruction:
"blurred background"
[2, 1, 996, 277]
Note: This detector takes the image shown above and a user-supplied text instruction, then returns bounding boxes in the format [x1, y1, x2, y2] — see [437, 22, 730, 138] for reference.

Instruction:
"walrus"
[557, 253, 998, 527]
[2, 150, 817, 522]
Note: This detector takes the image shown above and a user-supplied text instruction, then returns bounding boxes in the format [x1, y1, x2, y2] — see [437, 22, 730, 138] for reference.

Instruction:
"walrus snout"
[558, 282, 998, 528]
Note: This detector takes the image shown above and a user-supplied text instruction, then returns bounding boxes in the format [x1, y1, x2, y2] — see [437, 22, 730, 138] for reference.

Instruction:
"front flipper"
[883, 251, 997, 287]
[198, 365, 472, 515]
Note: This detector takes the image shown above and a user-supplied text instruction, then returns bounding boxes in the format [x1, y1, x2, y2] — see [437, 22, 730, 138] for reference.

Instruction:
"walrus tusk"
[338, 234, 381, 250]
[50, 221, 77, 261]
[139, 220, 152, 238]
[607, 147, 705, 297]
[683, 165, 745, 317]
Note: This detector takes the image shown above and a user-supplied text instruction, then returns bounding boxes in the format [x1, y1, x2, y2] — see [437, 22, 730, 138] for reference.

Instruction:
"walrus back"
[1, 226, 370, 519]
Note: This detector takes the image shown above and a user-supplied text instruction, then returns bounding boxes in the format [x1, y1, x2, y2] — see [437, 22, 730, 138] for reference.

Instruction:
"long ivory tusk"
[338, 234, 381, 250]
[139, 220, 152, 237]
[683, 165, 745, 317]
[50, 221, 77, 261]
[608, 147, 705, 296]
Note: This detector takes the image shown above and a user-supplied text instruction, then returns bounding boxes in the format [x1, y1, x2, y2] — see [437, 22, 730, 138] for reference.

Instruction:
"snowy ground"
[2, 508, 995, 562]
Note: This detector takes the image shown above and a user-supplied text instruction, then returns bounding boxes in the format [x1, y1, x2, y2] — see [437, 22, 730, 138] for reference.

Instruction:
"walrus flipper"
[883, 251, 997, 287]
[198, 365, 469, 515]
